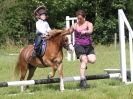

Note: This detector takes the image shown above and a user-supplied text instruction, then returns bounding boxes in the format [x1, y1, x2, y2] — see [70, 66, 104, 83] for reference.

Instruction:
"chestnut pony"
[15, 29, 69, 91]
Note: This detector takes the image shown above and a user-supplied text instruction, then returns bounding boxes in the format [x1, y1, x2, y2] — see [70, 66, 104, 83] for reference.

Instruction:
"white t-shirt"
[36, 19, 51, 35]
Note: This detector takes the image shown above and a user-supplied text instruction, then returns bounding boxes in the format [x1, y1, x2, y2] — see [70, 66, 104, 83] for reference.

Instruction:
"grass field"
[0, 44, 133, 99]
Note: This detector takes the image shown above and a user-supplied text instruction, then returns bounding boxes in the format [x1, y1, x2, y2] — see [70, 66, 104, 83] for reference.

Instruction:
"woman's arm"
[68, 27, 73, 34]
[81, 21, 93, 34]
[87, 22, 93, 34]
[68, 23, 76, 34]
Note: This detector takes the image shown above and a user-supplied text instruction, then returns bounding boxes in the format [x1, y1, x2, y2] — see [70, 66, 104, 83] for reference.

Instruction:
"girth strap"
[38, 56, 48, 67]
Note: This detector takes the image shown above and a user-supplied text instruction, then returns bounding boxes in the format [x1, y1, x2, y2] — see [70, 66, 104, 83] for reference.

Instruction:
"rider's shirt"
[36, 19, 51, 35]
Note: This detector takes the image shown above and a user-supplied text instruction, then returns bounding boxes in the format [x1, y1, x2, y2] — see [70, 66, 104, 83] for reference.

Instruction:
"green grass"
[0, 44, 133, 99]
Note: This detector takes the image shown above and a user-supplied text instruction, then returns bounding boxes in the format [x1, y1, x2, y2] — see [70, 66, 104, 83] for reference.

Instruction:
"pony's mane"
[49, 29, 63, 36]
[47, 29, 69, 39]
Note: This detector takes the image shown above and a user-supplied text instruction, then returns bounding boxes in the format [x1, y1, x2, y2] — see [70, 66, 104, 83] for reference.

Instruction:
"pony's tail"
[14, 58, 20, 78]
[14, 48, 23, 78]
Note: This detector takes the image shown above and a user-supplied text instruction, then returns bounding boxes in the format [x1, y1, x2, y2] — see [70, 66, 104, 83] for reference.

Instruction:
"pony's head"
[46, 29, 70, 49]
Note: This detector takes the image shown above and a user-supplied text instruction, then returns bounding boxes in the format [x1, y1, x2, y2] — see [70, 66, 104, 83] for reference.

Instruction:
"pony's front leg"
[58, 63, 64, 92]
[48, 67, 57, 79]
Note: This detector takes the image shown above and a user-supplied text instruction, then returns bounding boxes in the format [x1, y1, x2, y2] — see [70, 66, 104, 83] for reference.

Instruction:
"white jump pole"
[66, 16, 77, 61]
[66, 16, 71, 61]
[129, 33, 133, 82]
[71, 19, 76, 61]
[0, 73, 121, 88]
[120, 10, 133, 83]
[118, 9, 133, 83]
[118, 9, 127, 83]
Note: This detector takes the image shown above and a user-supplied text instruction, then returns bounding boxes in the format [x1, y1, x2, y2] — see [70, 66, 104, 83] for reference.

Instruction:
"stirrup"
[32, 50, 36, 58]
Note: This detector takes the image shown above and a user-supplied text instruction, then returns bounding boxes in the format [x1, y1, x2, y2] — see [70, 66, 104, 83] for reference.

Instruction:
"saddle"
[33, 39, 47, 58]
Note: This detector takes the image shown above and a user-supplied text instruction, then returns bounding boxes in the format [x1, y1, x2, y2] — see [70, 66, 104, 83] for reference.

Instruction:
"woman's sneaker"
[80, 79, 88, 89]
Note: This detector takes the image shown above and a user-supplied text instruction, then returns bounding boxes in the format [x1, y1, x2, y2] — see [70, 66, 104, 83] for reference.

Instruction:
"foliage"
[126, 0, 133, 26]
[0, 0, 131, 46]
[0, 0, 35, 46]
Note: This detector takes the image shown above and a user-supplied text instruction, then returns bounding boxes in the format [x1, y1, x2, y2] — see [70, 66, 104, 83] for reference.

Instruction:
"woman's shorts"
[74, 44, 95, 59]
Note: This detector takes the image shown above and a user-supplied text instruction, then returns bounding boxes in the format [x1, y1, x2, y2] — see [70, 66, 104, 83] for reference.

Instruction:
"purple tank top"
[74, 21, 92, 45]
[74, 30, 92, 45]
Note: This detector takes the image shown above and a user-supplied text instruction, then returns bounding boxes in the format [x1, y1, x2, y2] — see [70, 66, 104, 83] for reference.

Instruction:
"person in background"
[69, 10, 96, 88]
[33, 5, 51, 57]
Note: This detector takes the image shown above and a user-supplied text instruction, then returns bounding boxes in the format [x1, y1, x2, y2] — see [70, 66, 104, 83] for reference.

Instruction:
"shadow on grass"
[25, 82, 96, 92]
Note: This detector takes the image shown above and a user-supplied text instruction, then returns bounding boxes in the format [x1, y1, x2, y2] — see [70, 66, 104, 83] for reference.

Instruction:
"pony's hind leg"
[20, 63, 28, 81]
[27, 64, 36, 80]
[19, 62, 28, 92]
[25, 64, 36, 89]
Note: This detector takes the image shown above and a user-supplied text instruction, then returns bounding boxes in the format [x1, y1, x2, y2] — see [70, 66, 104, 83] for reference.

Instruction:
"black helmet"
[34, 6, 47, 16]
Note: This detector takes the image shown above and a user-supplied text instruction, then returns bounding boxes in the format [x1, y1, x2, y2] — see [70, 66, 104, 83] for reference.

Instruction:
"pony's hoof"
[60, 86, 64, 92]
[60, 89, 64, 92]
[47, 74, 54, 82]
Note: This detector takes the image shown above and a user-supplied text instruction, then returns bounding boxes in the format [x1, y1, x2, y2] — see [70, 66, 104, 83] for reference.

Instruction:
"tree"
[126, 0, 133, 27]
[0, 0, 128, 46]
[0, 0, 36, 46]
